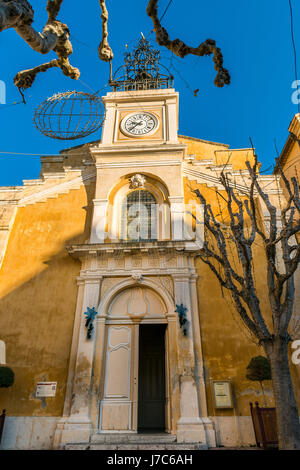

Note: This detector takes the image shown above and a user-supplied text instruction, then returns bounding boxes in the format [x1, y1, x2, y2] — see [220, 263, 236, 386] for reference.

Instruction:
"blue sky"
[0, 0, 299, 186]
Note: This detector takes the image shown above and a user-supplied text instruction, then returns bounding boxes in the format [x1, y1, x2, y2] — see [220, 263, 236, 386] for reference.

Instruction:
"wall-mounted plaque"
[36, 382, 57, 398]
[213, 381, 233, 409]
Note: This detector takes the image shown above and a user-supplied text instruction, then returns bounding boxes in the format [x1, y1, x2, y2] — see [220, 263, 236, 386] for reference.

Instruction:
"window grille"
[120, 190, 157, 241]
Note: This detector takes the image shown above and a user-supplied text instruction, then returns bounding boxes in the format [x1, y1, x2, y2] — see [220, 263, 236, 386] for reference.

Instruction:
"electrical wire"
[0, 151, 93, 157]
[146, 0, 175, 39]
[289, 0, 300, 113]
[0, 100, 25, 111]
[159, 0, 174, 22]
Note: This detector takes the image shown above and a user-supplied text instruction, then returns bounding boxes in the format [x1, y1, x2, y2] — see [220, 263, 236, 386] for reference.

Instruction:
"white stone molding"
[172, 273, 213, 445]
[0, 340, 6, 364]
[90, 144, 186, 159]
[18, 171, 96, 207]
[90, 199, 109, 244]
[166, 99, 178, 143]
[58, 276, 103, 445]
[169, 196, 185, 241]
[95, 159, 182, 169]
[100, 102, 116, 145]
[0, 205, 18, 269]
[97, 277, 175, 320]
[183, 164, 283, 195]
[189, 275, 216, 447]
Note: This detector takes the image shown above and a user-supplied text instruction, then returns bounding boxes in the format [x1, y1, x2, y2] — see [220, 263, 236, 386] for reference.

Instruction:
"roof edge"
[178, 134, 229, 148]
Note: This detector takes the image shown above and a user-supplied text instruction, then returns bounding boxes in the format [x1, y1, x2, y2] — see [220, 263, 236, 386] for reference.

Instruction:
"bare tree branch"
[193, 152, 300, 448]
[0, 0, 79, 93]
[146, 0, 230, 87]
[98, 0, 113, 63]
[0, 0, 33, 32]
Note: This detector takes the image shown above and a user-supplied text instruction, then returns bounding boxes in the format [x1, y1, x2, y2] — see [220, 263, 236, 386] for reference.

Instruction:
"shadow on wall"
[0, 178, 94, 419]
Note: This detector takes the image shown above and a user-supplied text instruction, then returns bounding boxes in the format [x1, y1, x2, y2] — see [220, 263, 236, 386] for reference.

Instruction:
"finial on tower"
[109, 36, 174, 92]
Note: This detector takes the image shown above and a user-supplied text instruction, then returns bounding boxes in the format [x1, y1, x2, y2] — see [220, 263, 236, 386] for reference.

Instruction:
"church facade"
[0, 40, 299, 450]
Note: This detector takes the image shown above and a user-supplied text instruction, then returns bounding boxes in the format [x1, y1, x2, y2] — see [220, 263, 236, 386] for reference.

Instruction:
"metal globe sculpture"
[33, 91, 105, 140]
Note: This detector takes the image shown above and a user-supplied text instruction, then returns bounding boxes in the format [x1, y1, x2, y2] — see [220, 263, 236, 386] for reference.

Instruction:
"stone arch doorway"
[98, 284, 176, 434]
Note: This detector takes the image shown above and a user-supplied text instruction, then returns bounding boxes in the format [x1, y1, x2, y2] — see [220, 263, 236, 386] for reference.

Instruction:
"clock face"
[121, 112, 158, 137]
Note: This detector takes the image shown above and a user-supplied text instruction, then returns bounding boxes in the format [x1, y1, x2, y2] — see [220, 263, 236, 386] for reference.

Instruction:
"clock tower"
[100, 37, 178, 147]
[56, 38, 215, 450]
[89, 38, 186, 244]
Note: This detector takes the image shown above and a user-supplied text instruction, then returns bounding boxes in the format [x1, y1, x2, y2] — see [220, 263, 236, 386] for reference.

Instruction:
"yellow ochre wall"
[282, 141, 300, 180]
[0, 135, 299, 423]
[0, 183, 94, 416]
[278, 138, 300, 242]
[182, 136, 300, 418]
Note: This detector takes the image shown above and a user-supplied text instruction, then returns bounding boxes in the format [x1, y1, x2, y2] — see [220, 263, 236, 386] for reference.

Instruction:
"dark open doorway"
[138, 324, 166, 432]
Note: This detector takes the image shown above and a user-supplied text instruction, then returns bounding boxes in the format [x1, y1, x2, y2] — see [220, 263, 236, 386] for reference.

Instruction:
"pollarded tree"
[0, 0, 114, 98]
[0, 366, 14, 388]
[246, 355, 272, 406]
[193, 154, 300, 449]
[0, 0, 230, 100]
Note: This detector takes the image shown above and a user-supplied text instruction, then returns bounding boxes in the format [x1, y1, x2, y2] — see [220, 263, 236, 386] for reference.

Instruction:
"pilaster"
[169, 196, 185, 241]
[58, 275, 103, 445]
[173, 273, 211, 446]
[90, 199, 108, 243]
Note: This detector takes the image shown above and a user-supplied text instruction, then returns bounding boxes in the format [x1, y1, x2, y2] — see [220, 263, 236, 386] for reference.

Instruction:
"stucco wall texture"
[0, 135, 299, 432]
[0, 183, 94, 416]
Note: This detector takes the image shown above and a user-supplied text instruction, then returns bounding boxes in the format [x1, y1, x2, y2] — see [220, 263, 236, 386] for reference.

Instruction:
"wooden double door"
[100, 323, 167, 433]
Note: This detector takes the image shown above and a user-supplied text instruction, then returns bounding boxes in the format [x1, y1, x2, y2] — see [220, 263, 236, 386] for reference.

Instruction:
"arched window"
[120, 190, 157, 241]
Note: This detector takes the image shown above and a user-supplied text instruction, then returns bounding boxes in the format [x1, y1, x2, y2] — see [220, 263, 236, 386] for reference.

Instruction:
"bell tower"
[56, 37, 215, 450]
[90, 37, 188, 244]
[100, 37, 179, 146]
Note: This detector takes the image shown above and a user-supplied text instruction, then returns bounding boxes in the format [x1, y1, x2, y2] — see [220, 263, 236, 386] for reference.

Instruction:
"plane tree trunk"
[264, 337, 300, 449]
[194, 153, 300, 449]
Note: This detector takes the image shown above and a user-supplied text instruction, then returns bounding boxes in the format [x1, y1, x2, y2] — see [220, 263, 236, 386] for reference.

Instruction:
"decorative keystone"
[129, 174, 146, 189]
[132, 272, 143, 283]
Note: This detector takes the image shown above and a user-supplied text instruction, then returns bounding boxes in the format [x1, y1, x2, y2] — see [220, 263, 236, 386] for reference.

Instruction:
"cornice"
[89, 143, 186, 158]
[178, 134, 229, 149]
[18, 171, 96, 207]
[289, 113, 300, 137]
[102, 88, 178, 104]
[95, 159, 182, 169]
[275, 114, 300, 173]
[67, 240, 200, 258]
[183, 165, 283, 195]
[275, 133, 297, 173]
[78, 268, 197, 277]
[0, 199, 19, 206]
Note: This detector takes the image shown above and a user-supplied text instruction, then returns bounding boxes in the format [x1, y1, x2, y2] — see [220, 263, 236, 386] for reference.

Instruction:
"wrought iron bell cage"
[109, 37, 174, 92]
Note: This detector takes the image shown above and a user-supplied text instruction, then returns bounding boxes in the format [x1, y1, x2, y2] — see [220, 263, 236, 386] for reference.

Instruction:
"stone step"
[91, 433, 177, 444]
[65, 443, 205, 450]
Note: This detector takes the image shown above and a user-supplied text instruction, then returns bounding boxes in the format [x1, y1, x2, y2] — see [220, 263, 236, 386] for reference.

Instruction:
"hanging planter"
[84, 307, 98, 339]
[175, 304, 189, 336]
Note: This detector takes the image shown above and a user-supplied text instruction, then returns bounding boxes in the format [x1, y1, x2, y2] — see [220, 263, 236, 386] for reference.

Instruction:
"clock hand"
[129, 120, 143, 130]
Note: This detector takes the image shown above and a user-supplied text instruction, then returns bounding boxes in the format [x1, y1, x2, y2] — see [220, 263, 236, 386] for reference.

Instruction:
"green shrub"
[246, 355, 271, 406]
[246, 355, 272, 382]
[0, 366, 14, 388]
